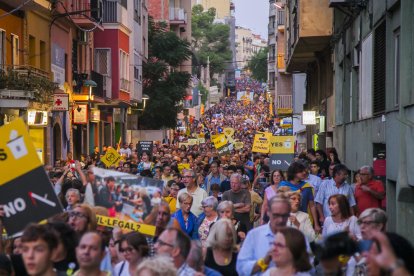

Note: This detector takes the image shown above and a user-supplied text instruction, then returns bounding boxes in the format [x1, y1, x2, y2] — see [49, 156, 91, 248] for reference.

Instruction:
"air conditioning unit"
[329, 0, 352, 7]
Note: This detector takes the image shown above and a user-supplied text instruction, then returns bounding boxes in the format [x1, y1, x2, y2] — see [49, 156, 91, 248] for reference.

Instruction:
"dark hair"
[167, 227, 191, 259]
[227, 165, 237, 172]
[315, 149, 327, 160]
[253, 155, 261, 162]
[260, 165, 270, 173]
[140, 169, 153, 177]
[287, 162, 306, 181]
[0, 254, 12, 275]
[236, 165, 245, 174]
[270, 170, 284, 185]
[332, 164, 349, 178]
[310, 160, 320, 167]
[278, 227, 311, 272]
[106, 176, 115, 183]
[328, 148, 341, 164]
[307, 148, 316, 156]
[385, 232, 414, 274]
[21, 224, 59, 251]
[328, 194, 351, 219]
[46, 221, 78, 263]
[210, 184, 220, 192]
[119, 232, 149, 257]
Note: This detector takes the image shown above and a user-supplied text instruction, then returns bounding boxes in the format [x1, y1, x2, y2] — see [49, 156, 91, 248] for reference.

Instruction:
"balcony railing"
[277, 10, 285, 25]
[120, 78, 130, 91]
[71, 0, 91, 19]
[169, 8, 187, 23]
[103, 0, 128, 26]
[276, 95, 292, 109]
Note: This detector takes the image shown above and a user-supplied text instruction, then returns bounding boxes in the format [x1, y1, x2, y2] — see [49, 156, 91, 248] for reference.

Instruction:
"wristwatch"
[388, 259, 405, 273]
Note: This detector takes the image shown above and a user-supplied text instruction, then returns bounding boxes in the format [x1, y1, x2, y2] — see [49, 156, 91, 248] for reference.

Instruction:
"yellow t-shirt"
[164, 196, 177, 213]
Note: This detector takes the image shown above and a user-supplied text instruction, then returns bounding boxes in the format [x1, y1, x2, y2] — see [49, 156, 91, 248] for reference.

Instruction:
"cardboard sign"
[96, 215, 156, 236]
[234, 141, 244, 150]
[217, 143, 234, 156]
[101, 148, 121, 168]
[187, 138, 198, 145]
[137, 141, 154, 157]
[223, 128, 235, 138]
[212, 134, 228, 149]
[270, 136, 295, 154]
[252, 132, 272, 153]
[269, 154, 295, 171]
[73, 104, 88, 124]
[0, 119, 63, 236]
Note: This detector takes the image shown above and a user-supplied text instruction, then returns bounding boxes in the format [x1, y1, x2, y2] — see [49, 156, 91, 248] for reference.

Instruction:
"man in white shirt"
[176, 169, 207, 216]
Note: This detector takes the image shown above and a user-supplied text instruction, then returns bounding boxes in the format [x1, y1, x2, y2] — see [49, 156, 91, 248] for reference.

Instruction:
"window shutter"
[373, 21, 386, 114]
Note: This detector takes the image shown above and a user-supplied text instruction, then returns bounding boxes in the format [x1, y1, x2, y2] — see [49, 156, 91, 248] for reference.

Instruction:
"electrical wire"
[0, 0, 34, 19]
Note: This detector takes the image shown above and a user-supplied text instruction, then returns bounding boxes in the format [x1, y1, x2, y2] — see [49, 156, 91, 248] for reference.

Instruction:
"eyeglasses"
[182, 175, 193, 179]
[272, 242, 287, 249]
[357, 220, 377, 226]
[119, 246, 135, 253]
[155, 239, 174, 248]
[201, 205, 211, 208]
[68, 211, 88, 220]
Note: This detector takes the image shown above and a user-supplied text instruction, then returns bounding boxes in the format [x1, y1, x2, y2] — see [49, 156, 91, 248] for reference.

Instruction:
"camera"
[310, 232, 358, 261]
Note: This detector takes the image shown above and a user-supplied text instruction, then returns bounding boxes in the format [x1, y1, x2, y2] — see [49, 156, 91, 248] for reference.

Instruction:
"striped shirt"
[314, 178, 356, 217]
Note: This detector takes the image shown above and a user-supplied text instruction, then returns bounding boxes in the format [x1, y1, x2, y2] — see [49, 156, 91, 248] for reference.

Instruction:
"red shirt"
[355, 180, 385, 215]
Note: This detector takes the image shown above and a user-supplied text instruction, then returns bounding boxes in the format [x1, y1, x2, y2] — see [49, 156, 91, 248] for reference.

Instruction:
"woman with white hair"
[172, 192, 199, 239]
[204, 219, 239, 276]
[217, 200, 247, 244]
[196, 196, 219, 247]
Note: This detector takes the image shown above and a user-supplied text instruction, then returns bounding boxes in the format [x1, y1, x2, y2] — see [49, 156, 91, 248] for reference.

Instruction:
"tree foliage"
[139, 17, 192, 129]
[247, 48, 268, 83]
[192, 5, 232, 77]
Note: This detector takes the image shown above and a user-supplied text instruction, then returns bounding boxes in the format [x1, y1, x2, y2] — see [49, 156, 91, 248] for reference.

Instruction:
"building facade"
[331, 0, 414, 242]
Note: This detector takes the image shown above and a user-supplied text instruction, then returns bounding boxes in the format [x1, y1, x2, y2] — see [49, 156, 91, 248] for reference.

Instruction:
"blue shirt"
[204, 266, 223, 276]
[279, 180, 314, 213]
[236, 223, 276, 276]
[314, 178, 356, 217]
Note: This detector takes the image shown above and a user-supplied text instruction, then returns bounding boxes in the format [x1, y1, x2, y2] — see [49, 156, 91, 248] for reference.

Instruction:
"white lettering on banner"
[272, 160, 282, 165]
[4, 198, 26, 218]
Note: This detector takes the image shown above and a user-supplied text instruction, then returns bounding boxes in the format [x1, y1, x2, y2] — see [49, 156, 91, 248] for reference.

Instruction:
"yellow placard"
[270, 136, 295, 154]
[212, 134, 228, 149]
[252, 132, 272, 153]
[211, 134, 218, 140]
[96, 215, 156, 236]
[277, 108, 293, 115]
[234, 141, 244, 150]
[178, 163, 190, 173]
[223, 128, 235, 138]
[101, 148, 121, 168]
[0, 118, 42, 185]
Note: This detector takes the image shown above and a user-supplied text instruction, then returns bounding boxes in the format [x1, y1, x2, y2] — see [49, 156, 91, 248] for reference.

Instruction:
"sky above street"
[233, 0, 268, 39]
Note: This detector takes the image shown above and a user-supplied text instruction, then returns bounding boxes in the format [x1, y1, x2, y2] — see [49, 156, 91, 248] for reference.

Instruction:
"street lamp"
[142, 94, 150, 109]
[83, 79, 97, 108]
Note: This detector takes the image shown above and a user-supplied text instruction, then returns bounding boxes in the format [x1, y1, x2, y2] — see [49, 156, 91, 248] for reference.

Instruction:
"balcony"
[169, 8, 187, 24]
[103, 0, 128, 27]
[68, 0, 103, 29]
[276, 95, 292, 109]
[286, 0, 332, 72]
[0, 65, 55, 103]
[1, 0, 50, 11]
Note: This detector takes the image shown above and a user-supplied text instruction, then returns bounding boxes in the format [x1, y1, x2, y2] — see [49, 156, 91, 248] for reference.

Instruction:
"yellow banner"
[0, 118, 42, 185]
[212, 134, 227, 149]
[252, 132, 272, 153]
[96, 215, 156, 236]
[270, 136, 295, 154]
[101, 148, 121, 168]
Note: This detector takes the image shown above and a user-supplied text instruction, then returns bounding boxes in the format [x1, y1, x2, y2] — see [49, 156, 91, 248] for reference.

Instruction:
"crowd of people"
[0, 92, 413, 276]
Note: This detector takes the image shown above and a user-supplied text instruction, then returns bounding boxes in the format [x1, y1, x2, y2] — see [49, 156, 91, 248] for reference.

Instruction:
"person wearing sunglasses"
[114, 232, 149, 276]
[68, 204, 97, 236]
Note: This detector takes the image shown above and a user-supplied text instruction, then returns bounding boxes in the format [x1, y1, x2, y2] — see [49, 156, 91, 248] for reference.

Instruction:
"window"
[120, 50, 129, 91]
[11, 34, 19, 66]
[0, 30, 5, 69]
[95, 48, 111, 75]
[359, 33, 373, 119]
[40, 40, 46, 70]
[134, 0, 141, 23]
[29, 35, 36, 67]
[394, 29, 400, 107]
[134, 66, 139, 80]
[373, 21, 386, 114]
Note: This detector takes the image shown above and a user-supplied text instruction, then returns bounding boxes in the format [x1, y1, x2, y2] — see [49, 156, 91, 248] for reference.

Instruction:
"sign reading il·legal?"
[0, 119, 63, 236]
